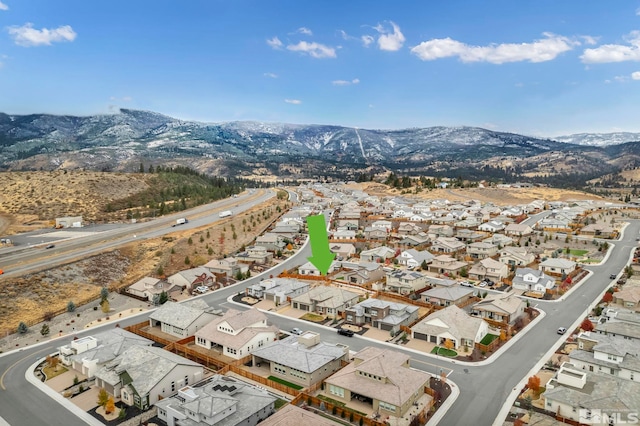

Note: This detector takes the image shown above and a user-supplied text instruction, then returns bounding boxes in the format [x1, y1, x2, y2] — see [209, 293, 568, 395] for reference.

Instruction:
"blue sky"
[1, 1, 640, 136]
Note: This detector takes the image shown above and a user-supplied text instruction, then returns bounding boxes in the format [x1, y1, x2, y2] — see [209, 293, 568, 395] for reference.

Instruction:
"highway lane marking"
[0, 346, 52, 391]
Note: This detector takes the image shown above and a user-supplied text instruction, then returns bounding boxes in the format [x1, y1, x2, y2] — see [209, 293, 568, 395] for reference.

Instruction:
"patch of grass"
[480, 333, 499, 345]
[317, 394, 346, 407]
[300, 313, 325, 322]
[43, 365, 68, 380]
[569, 249, 588, 256]
[274, 399, 289, 409]
[267, 376, 303, 390]
[431, 346, 458, 357]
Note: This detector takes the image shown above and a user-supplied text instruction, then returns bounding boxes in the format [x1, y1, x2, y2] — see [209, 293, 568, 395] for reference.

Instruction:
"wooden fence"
[124, 321, 174, 347]
[299, 394, 387, 426]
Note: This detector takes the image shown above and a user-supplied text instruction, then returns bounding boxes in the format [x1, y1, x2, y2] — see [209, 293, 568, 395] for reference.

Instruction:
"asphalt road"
[0, 208, 637, 426]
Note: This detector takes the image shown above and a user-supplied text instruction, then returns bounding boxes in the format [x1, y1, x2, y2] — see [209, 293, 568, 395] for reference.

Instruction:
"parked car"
[290, 327, 303, 335]
[557, 327, 567, 335]
[479, 282, 487, 287]
[337, 328, 355, 337]
[195, 286, 209, 294]
[460, 281, 473, 287]
[45, 244, 55, 249]
[610, 274, 617, 280]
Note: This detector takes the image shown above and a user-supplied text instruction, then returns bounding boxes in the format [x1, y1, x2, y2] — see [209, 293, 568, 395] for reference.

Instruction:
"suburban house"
[466, 242, 499, 260]
[428, 224, 454, 238]
[398, 233, 431, 246]
[427, 255, 468, 276]
[298, 260, 338, 276]
[246, 278, 310, 304]
[329, 243, 357, 260]
[595, 317, 640, 342]
[613, 283, 640, 311]
[332, 229, 357, 240]
[203, 257, 246, 278]
[336, 210, 362, 228]
[468, 258, 509, 282]
[539, 258, 577, 277]
[385, 270, 429, 295]
[426, 277, 459, 288]
[420, 286, 475, 307]
[512, 268, 556, 293]
[430, 237, 466, 254]
[344, 299, 419, 334]
[126, 277, 177, 302]
[363, 226, 388, 241]
[504, 223, 534, 237]
[290, 286, 360, 319]
[324, 347, 433, 418]
[483, 234, 514, 247]
[59, 328, 153, 378]
[569, 331, 640, 380]
[335, 261, 385, 286]
[194, 308, 279, 360]
[236, 245, 273, 264]
[538, 214, 572, 230]
[478, 220, 505, 233]
[455, 229, 485, 242]
[397, 222, 424, 235]
[148, 300, 221, 339]
[251, 332, 349, 387]
[155, 374, 276, 426]
[259, 404, 339, 426]
[254, 232, 287, 252]
[397, 249, 435, 268]
[579, 223, 616, 238]
[94, 345, 204, 410]
[470, 294, 526, 326]
[542, 363, 640, 425]
[499, 247, 536, 267]
[359, 246, 396, 263]
[167, 267, 216, 293]
[411, 305, 489, 350]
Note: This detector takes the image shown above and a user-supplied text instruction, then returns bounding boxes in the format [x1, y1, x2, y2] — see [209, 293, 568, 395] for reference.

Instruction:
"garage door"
[414, 332, 428, 341]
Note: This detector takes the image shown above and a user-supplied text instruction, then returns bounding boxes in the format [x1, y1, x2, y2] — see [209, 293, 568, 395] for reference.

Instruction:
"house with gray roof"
[482, 234, 514, 247]
[411, 305, 489, 350]
[385, 270, 429, 295]
[149, 300, 220, 339]
[94, 345, 204, 410]
[254, 232, 287, 252]
[155, 374, 276, 426]
[359, 246, 396, 263]
[470, 293, 526, 326]
[298, 260, 338, 276]
[430, 237, 466, 254]
[420, 286, 475, 307]
[397, 249, 435, 268]
[204, 257, 247, 278]
[398, 233, 431, 246]
[291, 286, 360, 319]
[539, 258, 577, 277]
[324, 347, 433, 418]
[468, 258, 509, 282]
[345, 299, 419, 334]
[466, 242, 498, 260]
[246, 278, 309, 304]
[363, 226, 388, 241]
[335, 261, 385, 285]
[504, 223, 533, 237]
[329, 242, 356, 260]
[543, 362, 640, 425]
[195, 308, 278, 360]
[127, 277, 178, 302]
[427, 255, 468, 276]
[59, 328, 153, 378]
[512, 268, 556, 293]
[259, 404, 339, 426]
[167, 267, 216, 293]
[478, 220, 505, 233]
[595, 320, 640, 341]
[570, 331, 640, 381]
[499, 246, 535, 267]
[251, 332, 348, 387]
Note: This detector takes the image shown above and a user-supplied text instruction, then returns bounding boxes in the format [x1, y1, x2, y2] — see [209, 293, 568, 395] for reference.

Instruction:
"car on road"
[557, 327, 567, 335]
[460, 281, 473, 287]
[479, 282, 487, 287]
[610, 274, 617, 280]
[290, 327, 303, 335]
[195, 286, 209, 294]
[337, 328, 354, 337]
[45, 244, 55, 249]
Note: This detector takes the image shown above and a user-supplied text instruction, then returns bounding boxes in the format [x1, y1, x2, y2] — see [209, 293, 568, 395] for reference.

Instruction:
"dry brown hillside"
[0, 171, 151, 234]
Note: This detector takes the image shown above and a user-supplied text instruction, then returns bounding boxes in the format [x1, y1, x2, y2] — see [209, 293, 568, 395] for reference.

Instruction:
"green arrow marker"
[306, 214, 336, 276]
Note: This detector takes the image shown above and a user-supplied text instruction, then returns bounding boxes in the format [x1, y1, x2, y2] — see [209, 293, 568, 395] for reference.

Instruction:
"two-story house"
[430, 237, 466, 254]
[468, 258, 509, 282]
[512, 268, 556, 293]
[397, 249, 435, 268]
[470, 294, 526, 326]
[385, 270, 429, 295]
[428, 255, 468, 276]
[290, 286, 360, 319]
[466, 242, 499, 260]
[345, 299, 419, 334]
[499, 246, 535, 268]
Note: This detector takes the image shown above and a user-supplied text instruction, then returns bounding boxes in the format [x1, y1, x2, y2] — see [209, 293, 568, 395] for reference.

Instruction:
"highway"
[0, 204, 637, 426]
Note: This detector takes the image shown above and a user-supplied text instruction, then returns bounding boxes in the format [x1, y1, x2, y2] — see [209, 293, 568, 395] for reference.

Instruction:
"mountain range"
[0, 109, 638, 185]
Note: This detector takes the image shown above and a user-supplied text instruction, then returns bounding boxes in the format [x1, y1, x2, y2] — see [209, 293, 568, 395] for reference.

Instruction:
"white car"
[479, 282, 487, 287]
[195, 286, 209, 294]
[290, 327, 303, 335]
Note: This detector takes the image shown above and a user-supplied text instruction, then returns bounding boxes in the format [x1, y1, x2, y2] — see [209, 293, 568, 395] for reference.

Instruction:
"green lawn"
[431, 346, 457, 357]
[480, 334, 499, 345]
[568, 249, 588, 256]
[300, 313, 326, 322]
[267, 376, 303, 390]
[274, 399, 289, 409]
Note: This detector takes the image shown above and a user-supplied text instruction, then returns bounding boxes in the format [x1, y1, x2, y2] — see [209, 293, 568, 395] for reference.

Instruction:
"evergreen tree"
[17, 322, 28, 334]
[67, 301, 76, 312]
[159, 291, 169, 304]
[40, 323, 50, 336]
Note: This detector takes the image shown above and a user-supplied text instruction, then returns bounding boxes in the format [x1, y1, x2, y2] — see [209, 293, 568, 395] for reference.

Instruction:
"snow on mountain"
[554, 132, 640, 146]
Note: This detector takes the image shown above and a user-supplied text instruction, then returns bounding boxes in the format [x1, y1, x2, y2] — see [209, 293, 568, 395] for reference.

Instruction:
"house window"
[329, 384, 344, 398]
[379, 401, 396, 412]
[171, 381, 175, 392]
[185, 375, 189, 385]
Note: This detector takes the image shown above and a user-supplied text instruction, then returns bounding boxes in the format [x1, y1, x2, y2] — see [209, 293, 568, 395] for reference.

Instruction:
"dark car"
[45, 244, 55, 249]
[610, 274, 617, 280]
[337, 328, 354, 337]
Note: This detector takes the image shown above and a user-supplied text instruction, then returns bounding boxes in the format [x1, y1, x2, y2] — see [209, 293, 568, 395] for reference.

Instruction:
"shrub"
[97, 388, 109, 408]
[40, 324, 50, 336]
[67, 301, 76, 313]
[17, 322, 28, 334]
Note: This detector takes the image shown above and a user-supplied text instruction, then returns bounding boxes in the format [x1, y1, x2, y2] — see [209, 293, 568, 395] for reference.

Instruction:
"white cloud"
[286, 41, 336, 58]
[266, 36, 283, 49]
[631, 71, 640, 80]
[580, 31, 640, 63]
[636, 7, 640, 16]
[580, 35, 598, 45]
[8, 23, 77, 47]
[361, 35, 374, 47]
[374, 21, 405, 51]
[411, 32, 578, 64]
[332, 78, 360, 86]
[284, 99, 302, 104]
[264, 72, 278, 78]
[0, 1, 8, 11]
[614, 75, 628, 82]
[297, 27, 312, 36]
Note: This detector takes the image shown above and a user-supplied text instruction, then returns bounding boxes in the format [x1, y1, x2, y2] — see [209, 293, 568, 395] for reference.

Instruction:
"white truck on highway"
[219, 210, 233, 218]
[172, 218, 188, 227]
